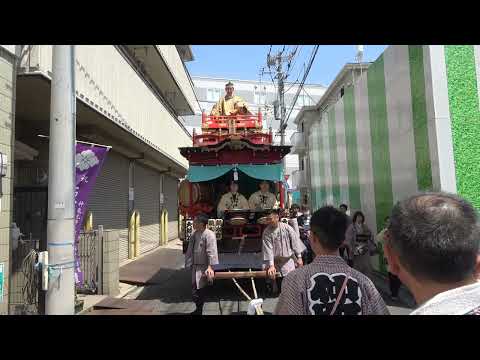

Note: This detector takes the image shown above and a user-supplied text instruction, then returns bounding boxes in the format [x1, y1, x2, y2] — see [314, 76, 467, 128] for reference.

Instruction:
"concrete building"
[8, 45, 198, 312]
[291, 63, 369, 207]
[294, 46, 480, 275]
[183, 76, 326, 177]
[0, 45, 19, 315]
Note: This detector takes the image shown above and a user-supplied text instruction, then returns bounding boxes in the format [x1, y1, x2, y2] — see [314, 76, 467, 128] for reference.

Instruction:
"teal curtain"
[186, 165, 234, 182]
[186, 164, 284, 183]
[237, 164, 283, 182]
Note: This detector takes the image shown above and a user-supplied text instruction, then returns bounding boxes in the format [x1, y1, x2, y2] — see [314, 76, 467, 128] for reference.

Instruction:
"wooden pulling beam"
[250, 268, 258, 300]
[214, 270, 277, 279]
[223, 269, 269, 315]
[249, 268, 263, 315]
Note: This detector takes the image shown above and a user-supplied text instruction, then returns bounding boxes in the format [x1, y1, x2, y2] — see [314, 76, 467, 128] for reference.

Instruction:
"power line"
[283, 45, 319, 130]
[284, 50, 305, 94]
[302, 87, 316, 103]
[284, 45, 299, 80]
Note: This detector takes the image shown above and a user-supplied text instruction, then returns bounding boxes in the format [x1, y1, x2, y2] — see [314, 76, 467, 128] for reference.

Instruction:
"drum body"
[178, 180, 214, 208]
[224, 209, 250, 225]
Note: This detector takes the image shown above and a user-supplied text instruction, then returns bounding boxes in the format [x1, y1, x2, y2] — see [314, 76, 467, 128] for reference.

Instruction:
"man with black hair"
[262, 208, 306, 293]
[249, 180, 278, 210]
[275, 206, 389, 315]
[383, 192, 480, 315]
[376, 216, 402, 301]
[297, 206, 314, 264]
[338, 203, 353, 264]
[184, 214, 219, 315]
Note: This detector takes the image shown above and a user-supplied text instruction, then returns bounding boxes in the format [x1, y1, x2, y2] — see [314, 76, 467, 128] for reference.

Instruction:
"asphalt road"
[123, 241, 415, 315]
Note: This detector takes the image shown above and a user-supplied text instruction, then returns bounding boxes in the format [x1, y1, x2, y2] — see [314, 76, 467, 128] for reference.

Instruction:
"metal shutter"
[163, 175, 179, 240]
[88, 151, 129, 262]
[135, 163, 160, 254]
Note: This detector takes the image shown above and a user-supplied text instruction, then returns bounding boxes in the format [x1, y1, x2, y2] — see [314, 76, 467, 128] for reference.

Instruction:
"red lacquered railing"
[201, 112, 263, 130]
[192, 130, 273, 147]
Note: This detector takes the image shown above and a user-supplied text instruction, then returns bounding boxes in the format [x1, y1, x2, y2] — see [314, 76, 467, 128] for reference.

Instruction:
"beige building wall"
[20, 45, 192, 168]
[0, 46, 16, 314]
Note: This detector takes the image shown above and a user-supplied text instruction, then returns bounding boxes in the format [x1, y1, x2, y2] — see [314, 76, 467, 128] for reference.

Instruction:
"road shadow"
[119, 248, 183, 285]
[136, 267, 279, 304]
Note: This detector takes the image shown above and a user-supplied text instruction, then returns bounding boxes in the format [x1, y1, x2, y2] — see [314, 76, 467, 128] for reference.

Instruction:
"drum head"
[257, 216, 269, 225]
[229, 217, 247, 226]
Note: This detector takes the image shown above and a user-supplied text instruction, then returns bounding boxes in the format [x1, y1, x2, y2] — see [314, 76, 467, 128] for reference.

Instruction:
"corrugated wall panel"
[88, 151, 129, 262]
[135, 163, 160, 254]
[164, 175, 179, 240]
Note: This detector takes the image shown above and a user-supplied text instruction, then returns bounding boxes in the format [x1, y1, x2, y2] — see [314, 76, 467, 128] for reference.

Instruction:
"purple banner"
[74, 143, 109, 285]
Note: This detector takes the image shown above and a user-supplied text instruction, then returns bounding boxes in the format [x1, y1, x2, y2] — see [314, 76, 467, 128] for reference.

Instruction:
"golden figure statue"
[210, 81, 251, 116]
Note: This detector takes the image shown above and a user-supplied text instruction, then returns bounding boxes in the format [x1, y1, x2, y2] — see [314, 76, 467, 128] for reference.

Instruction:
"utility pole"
[277, 56, 286, 146]
[267, 51, 288, 146]
[266, 47, 295, 204]
[46, 45, 76, 315]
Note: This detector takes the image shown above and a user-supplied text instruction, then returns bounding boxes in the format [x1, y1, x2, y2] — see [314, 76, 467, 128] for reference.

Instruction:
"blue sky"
[186, 45, 388, 87]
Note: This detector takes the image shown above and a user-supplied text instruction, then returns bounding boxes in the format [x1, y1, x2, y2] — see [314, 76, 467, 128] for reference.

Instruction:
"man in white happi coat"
[248, 180, 278, 210]
[262, 208, 306, 293]
[217, 181, 249, 217]
[184, 214, 219, 315]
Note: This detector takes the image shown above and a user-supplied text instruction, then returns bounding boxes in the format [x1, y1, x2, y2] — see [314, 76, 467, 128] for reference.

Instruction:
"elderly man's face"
[267, 213, 279, 226]
[260, 182, 269, 193]
[193, 219, 206, 231]
[225, 86, 234, 97]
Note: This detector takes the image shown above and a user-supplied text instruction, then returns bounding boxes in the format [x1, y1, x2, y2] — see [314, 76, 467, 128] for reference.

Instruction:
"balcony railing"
[291, 169, 307, 189]
[290, 132, 306, 154]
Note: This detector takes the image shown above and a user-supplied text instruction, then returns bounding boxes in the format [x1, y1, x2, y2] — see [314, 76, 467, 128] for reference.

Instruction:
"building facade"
[8, 45, 197, 313]
[0, 45, 18, 315]
[295, 45, 480, 239]
[183, 76, 326, 178]
[291, 63, 369, 208]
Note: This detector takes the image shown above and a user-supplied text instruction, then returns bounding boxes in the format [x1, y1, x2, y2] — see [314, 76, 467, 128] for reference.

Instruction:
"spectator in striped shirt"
[275, 206, 389, 315]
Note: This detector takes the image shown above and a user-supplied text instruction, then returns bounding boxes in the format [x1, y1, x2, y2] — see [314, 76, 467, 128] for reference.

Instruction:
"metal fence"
[9, 227, 104, 314]
[77, 228, 104, 295]
[9, 238, 40, 315]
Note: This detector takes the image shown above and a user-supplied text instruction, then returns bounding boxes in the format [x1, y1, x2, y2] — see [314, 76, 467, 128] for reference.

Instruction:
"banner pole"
[37, 134, 112, 150]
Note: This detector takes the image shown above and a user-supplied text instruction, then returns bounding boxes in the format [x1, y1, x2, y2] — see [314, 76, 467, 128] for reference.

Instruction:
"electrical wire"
[302, 87, 316, 103]
[283, 45, 319, 129]
[284, 51, 305, 94]
[284, 45, 300, 80]
[21, 248, 39, 308]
